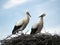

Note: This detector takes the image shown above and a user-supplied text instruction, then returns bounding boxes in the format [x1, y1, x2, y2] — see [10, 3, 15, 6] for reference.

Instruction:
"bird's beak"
[29, 14, 31, 17]
[39, 13, 46, 17]
[26, 12, 31, 17]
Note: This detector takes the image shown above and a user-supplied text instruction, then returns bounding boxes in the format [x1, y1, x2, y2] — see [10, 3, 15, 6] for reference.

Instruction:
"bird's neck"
[40, 17, 43, 23]
[25, 14, 30, 21]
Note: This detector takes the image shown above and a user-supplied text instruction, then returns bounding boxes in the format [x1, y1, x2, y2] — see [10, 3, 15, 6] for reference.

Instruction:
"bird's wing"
[15, 19, 24, 26]
[35, 23, 43, 33]
[30, 23, 39, 34]
[12, 25, 23, 34]
[12, 19, 24, 34]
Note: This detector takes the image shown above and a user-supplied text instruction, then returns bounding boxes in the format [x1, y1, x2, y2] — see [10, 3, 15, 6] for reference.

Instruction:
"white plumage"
[12, 11, 31, 34]
[30, 13, 46, 34]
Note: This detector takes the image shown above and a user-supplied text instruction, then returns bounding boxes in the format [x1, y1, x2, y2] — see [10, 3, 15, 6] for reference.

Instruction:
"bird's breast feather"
[16, 19, 24, 26]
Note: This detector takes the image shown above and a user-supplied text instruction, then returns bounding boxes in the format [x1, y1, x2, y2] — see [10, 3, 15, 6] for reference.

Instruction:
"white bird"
[12, 11, 31, 34]
[30, 13, 46, 34]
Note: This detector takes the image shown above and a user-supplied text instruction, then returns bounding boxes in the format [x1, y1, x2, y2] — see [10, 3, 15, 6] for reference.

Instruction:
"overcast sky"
[0, 0, 60, 39]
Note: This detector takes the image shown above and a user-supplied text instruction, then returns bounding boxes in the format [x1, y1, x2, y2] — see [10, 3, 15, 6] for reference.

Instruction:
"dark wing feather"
[12, 25, 22, 34]
[30, 27, 38, 34]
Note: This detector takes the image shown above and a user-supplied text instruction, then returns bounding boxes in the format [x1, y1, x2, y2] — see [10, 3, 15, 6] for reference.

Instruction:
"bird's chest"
[19, 20, 29, 30]
[38, 24, 43, 29]
[24, 19, 29, 25]
[35, 22, 43, 33]
[38, 21, 43, 28]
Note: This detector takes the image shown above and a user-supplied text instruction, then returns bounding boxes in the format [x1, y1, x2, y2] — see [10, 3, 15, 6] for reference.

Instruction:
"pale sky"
[0, 0, 60, 39]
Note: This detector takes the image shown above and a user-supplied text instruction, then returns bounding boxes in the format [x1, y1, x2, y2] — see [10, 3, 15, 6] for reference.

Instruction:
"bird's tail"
[12, 25, 21, 34]
[30, 28, 37, 35]
[12, 29, 17, 34]
[12, 26, 18, 34]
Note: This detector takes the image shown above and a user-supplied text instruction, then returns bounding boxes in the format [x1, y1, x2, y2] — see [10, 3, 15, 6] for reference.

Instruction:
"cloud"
[3, 0, 28, 9]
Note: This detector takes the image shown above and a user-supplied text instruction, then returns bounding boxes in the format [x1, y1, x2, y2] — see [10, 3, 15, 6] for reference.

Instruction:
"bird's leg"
[15, 30, 19, 35]
[25, 30, 29, 34]
[21, 31, 24, 35]
[17, 31, 21, 34]
[17, 31, 24, 35]
[17, 31, 18, 33]
[20, 31, 22, 34]
[15, 31, 18, 35]
[17, 30, 19, 33]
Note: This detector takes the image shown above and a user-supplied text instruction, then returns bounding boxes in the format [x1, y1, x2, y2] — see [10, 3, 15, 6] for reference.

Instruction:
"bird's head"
[39, 12, 46, 17]
[26, 11, 31, 17]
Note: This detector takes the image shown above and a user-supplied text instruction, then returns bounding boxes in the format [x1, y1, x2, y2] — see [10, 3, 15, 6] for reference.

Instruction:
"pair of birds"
[12, 11, 46, 35]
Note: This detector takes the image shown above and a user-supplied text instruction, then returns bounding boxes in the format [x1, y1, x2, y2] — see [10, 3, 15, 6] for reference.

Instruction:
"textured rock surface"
[1, 33, 60, 45]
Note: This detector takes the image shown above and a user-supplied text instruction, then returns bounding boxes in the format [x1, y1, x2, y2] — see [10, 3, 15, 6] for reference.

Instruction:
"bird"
[30, 13, 46, 34]
[12, 11, 31, 34]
